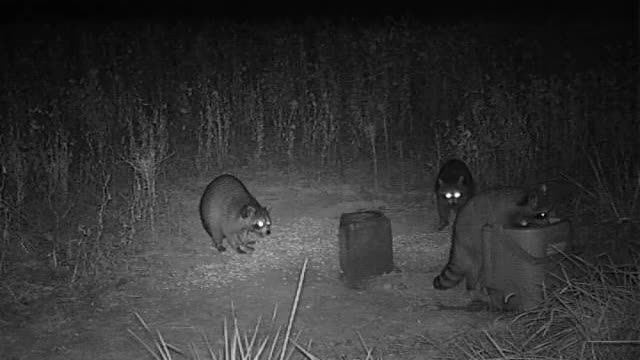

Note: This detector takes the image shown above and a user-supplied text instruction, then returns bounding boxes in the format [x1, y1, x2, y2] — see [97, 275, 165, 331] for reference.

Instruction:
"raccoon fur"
[199, 174, 272, 254]
[513, 184, 556, 228]
[434, 159, 475, 230]
[514, 205, 555, 227]
[433, 184, 553, 294]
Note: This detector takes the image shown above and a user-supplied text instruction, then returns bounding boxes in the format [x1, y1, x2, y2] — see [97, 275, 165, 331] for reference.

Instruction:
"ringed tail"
[433, 263, 465, 290]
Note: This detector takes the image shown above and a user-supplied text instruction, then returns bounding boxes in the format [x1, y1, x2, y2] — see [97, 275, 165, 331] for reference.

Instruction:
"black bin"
[338, 210, 395, 288]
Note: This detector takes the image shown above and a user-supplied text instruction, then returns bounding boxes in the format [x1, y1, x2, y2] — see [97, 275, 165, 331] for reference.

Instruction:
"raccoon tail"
[433, 262, 465, 290]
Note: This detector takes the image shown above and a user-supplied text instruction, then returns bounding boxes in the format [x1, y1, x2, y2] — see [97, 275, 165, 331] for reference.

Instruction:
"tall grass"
[0, 16, 633, 327]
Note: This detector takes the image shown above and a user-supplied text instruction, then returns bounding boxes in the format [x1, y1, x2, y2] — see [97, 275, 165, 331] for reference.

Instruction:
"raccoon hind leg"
[208, 230, 227, 252]
[464, 267, 482, 292]
[433, 261, 466, 289]
[464, 262, 492, 307]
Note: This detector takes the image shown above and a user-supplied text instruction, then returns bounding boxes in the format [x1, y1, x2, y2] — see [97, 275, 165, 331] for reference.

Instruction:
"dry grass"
[129, 259, 311, 360]
[129, 258, 384, 360]
[443, 252, 640, 360]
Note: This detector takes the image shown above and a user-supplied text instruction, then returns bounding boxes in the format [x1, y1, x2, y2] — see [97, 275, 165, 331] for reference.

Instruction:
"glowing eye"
[257, 220, 264, 227]
[445, 193, 453, 199]
[453, 192, 461, 198]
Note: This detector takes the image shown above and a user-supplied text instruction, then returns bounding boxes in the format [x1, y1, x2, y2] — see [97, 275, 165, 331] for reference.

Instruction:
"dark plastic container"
[481, 218, 573, 310]
[338, 210, 395, 289]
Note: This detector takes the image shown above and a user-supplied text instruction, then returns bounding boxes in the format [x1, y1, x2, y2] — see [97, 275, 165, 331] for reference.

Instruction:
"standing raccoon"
[199, 174, 272, 254]
[433, 184, 554, 296]
[434, 159, 475, 230]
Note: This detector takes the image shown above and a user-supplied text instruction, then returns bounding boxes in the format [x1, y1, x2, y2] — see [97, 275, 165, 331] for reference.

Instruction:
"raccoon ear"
[438, 178, 444, 186]
[526, 183, 548, 208]
[241, 205, 256, 219]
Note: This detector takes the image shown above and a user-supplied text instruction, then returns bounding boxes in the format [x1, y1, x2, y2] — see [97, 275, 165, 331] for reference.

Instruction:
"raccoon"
[514, 191, 555, 227]
[199, 174, 272, 254]
[515, 211, 554, 227]
[433, 184, 553, 295]
[434, 159, 475, 230]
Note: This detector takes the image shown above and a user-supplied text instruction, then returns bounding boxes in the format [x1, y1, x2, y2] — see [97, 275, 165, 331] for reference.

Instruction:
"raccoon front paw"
[215, 245, 227, 252]
[235, 244, 255, 254]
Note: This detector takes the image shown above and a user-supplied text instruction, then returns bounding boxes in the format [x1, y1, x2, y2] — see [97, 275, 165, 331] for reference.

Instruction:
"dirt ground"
[1, 169, 501, 359]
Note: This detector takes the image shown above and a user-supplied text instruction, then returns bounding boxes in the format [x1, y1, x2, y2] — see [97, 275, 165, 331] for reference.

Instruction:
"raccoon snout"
[265, 229, 271, 236]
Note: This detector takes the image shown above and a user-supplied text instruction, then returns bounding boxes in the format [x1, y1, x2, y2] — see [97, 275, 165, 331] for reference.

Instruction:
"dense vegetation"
[0, 13, 637, 358]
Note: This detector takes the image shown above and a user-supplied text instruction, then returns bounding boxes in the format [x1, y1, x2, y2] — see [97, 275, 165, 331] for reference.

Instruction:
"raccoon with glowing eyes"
[199, 174, 272, 254]
[434, 159, 475, 231]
